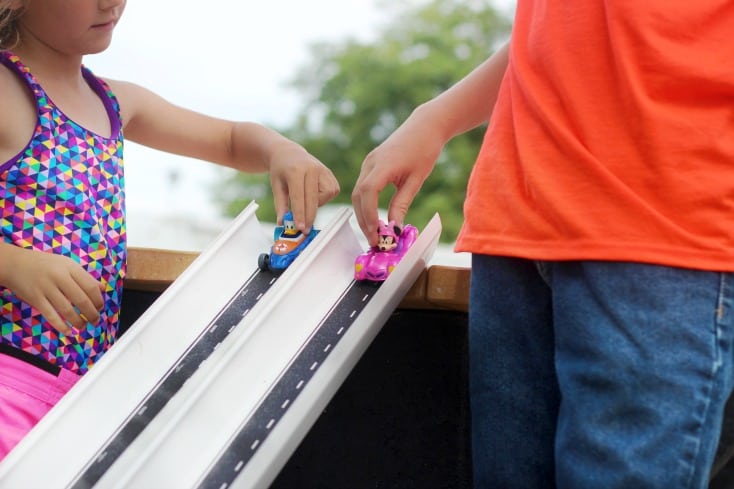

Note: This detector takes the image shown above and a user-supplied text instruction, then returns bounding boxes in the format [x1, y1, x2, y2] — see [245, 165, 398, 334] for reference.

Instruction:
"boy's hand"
[352, 114, 443, 247]
[0, 246, 105, 336]
[268, 142, 339, 233]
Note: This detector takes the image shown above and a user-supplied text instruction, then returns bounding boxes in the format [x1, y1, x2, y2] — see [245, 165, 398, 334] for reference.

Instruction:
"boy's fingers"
[352, 188, 380, 247]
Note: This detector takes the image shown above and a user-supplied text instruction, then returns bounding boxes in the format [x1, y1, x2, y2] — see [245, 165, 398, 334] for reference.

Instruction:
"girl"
[0, 0, 339, 460]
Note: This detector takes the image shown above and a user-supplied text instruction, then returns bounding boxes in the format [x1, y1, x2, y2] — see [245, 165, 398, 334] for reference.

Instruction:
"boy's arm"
[352, 41, 510, 245]
[106, 80, 338, 232]
[423, 40, 510, 141]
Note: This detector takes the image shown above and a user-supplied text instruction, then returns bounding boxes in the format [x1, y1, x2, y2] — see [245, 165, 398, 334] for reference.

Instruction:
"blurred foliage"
[215, 0, 512, 242]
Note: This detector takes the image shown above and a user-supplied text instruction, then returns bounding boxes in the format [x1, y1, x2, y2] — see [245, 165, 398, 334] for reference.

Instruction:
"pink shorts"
[0, 353, 80, 461]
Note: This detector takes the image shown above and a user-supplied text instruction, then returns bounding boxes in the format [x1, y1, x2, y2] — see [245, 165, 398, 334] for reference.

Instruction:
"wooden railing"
[125, 247, 470, 312]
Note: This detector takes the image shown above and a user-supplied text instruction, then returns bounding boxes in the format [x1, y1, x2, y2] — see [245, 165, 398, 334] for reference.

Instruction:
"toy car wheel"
[258, 253, 270, 272]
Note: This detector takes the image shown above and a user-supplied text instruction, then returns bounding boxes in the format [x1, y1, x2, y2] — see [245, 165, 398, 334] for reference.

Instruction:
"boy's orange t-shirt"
[456, 1, 734, 271]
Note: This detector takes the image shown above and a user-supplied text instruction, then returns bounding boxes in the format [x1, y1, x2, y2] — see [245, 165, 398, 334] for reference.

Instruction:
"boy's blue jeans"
[469, 255, 734, 489]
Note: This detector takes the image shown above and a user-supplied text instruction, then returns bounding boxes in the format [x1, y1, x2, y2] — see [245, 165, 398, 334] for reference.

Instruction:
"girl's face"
[17, 0, 126, 56]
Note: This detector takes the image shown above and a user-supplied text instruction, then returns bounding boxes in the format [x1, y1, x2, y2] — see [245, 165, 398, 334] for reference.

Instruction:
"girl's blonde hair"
[0, 1, 24, 50]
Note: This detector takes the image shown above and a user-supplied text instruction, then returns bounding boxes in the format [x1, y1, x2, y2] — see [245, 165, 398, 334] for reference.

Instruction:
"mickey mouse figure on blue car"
[258, 210, 320, 273]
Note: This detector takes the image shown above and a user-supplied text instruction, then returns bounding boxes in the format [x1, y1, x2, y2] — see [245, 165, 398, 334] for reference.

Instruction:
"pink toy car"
[354, 220, 419, 282]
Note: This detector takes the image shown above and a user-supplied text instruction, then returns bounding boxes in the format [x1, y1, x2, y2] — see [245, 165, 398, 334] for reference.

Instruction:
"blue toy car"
[258, 211, 319, 273]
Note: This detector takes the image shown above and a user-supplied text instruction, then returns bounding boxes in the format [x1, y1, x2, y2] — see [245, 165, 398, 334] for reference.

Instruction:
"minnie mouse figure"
[377, 220, 401, 252]
[354, 219, 419, 282]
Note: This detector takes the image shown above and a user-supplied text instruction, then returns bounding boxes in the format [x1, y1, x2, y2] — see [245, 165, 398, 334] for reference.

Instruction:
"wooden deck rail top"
[126, 247, 470, 313]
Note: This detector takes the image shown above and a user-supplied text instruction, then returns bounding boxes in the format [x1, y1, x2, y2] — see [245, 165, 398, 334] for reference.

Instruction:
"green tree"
[216, 0, 512, 242]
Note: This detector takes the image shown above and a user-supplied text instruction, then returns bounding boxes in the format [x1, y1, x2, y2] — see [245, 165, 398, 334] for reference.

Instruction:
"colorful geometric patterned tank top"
[0, 51, 126, 374]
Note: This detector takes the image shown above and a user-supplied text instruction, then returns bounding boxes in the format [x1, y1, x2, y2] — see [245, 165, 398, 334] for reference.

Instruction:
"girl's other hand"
[0, 245, 105, 336]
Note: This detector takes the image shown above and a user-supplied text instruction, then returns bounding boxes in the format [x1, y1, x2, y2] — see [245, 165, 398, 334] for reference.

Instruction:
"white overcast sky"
[87, 0, 387, 221]
[85, 0, 513, 251]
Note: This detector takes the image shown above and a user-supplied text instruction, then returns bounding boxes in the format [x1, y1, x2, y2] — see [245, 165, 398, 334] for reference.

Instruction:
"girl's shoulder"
[101, 78, 147, 106]
[0, 60, 38, 165]
[0, 58, 32, 106]
[99, 78, 160, 129]
[0, 59, 17, 93]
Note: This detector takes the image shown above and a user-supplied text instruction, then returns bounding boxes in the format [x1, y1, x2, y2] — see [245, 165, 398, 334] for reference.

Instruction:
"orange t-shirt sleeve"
[456, 1, 734, 271]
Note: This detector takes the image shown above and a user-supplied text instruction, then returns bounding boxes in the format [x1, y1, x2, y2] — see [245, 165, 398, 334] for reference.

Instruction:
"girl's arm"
[351, 41, 510, 245]
[106, 80, 339, 232]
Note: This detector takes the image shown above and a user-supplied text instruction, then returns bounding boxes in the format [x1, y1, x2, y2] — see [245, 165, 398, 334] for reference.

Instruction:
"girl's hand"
[268, 141, 339, 232]
[0, 245, 105, 336]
